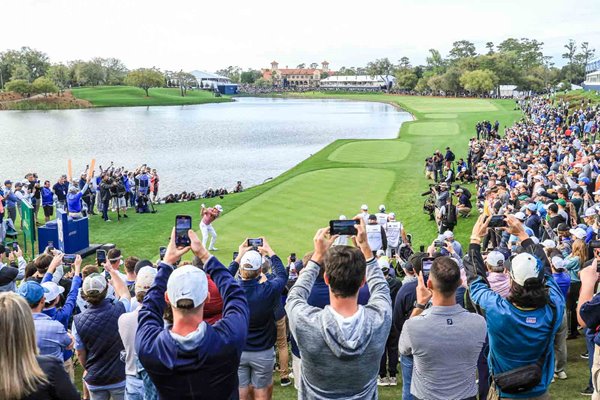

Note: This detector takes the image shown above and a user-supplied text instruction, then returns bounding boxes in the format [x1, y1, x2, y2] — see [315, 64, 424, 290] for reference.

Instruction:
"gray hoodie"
[286, 258, 391, 399]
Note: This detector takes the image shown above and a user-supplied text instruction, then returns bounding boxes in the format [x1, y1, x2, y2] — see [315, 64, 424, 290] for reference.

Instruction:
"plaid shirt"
[33, 312, 71, 360]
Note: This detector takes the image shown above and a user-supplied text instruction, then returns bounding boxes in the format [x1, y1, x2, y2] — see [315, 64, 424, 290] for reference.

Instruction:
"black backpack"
[448, 151, 456, 161]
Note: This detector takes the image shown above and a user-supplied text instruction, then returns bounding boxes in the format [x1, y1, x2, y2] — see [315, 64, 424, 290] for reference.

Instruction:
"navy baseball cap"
[17, 281, 49, 305]
[4, 180, 11, 185]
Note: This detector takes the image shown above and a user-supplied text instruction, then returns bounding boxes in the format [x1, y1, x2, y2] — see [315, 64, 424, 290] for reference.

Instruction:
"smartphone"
[421, 257, 434, 285]
[175, 215, 192, 247]
[488, 214, 507, 228]
[390, 248, 397, 258]
[63, 254, 76, 264]
[96, 249, 106, 266]
[419, 245, 425, 253]
[329, 219, 357, 236]
[233, 251, 239, 261]
[290, 252, 296, 262]
[248, 238, 263, 248]
[12, 242, 18, 252]
[159, 246, 167, 260]
[47, 241, 54, 252]
[63, 264, 72, 274]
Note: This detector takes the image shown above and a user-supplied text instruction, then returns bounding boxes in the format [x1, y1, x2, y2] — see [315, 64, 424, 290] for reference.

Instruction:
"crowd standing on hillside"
[4, 94, 600, 400]
[0, 162, 246, 240]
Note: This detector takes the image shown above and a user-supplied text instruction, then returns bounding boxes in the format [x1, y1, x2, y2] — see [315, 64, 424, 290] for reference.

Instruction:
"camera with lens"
[421, 183, 440, 197]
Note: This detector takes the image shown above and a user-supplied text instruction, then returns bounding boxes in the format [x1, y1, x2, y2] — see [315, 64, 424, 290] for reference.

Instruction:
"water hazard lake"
[0, 97, 412, 194]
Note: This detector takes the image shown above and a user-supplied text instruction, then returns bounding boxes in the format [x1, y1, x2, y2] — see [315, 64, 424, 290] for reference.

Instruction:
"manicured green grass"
[328, 140, 411, 163]
[71, 86, 232, 107]
[408, 121, 460, 136]
[26, 92, 587, 399]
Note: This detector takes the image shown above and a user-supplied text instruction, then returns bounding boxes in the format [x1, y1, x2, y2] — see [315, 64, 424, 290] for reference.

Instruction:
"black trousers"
[567, 281, 582, 336]
[379, 327, 399, 377]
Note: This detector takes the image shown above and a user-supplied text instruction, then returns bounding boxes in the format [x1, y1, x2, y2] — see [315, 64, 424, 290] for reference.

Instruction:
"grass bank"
[20, 92, 585, 398]
[71, 86, 232, 107]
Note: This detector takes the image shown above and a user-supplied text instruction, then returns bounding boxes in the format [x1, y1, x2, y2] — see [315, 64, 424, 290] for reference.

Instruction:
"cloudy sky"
[3, 0, 600, 72]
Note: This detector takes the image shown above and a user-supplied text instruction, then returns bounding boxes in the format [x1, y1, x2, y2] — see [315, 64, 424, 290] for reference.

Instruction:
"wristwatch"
[414, 302, 426, 310]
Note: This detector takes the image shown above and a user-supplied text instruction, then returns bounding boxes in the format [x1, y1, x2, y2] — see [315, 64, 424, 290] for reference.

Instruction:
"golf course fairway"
[80, 94, 522, 260]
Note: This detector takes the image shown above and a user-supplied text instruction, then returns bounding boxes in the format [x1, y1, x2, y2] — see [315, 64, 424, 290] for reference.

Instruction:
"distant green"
[71, 86, 232, 107]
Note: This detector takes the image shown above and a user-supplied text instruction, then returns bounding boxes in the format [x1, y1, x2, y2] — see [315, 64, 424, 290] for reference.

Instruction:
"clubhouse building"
[262, 61, 332, 87]
[320, 75, 395, 91]
[584, 59, 600, 92]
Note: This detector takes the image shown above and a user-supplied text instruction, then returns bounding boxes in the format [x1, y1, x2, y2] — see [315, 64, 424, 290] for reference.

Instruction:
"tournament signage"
[20, 199, 36, 256]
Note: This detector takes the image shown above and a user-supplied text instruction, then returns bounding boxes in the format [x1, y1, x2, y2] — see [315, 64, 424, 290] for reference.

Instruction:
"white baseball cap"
[584, 207, 597, 218]
[240, 250, 263, 271]
[83, 273, 108, 294]
[167, 265, 208, 308]
[339, 215, 347, 220]
[510, 252, 541, 286]
[41, 281, 65, 303]
[379, 204, 386, 212]
[541, 239, 556, 249]
[486, 251, 505, 268]
[443, 230, 454, 239]
[135, 266, 157, 294]
[388, 212, 396, 219]
[215, 204, 223, 212]
[551, 256, 566, 270]
[361, 204, 368, 210]
[569, 227, 587, 240]
[377, 257, 390, 271]
[376, 249, 386, 257]
[514, 212, 526, 221]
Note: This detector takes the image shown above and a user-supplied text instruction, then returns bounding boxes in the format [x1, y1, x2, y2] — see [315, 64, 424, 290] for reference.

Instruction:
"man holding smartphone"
[200, 203, 223, 251]
[136, 227, 249, 400]
[286, 219, 392, 399]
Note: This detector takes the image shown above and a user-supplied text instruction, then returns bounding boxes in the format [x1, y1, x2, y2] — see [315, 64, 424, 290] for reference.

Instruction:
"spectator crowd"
[4, 94, 600, 400]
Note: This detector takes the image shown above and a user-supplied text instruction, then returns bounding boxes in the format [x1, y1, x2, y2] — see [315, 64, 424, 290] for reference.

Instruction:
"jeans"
[401, 355, 413, 400]
[554, 311, 568, 373]
[588, 329, 596, 388]
[89, 386, 125, 400]
[125, 375, 144, 400]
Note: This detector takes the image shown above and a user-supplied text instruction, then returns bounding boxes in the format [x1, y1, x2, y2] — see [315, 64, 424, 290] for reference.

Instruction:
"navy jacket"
[240, 255, 288, 351]
[393, 279, 418, 333]
[136, 258, 249, 400]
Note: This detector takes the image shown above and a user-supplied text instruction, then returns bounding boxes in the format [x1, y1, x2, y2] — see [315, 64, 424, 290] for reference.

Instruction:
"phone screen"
[159, 246, 167, 260]
[422, 258, 434, 285]
[248, 238, 263, 248]
[175, 215, 192, 247]
[63, 254, 76, 264]
[96, 250, 106, 266]
[488, 215, 507, 228]
[12, 242, 18, 252]
[48, 241, 54, 251]
[329, 220, 357, 236]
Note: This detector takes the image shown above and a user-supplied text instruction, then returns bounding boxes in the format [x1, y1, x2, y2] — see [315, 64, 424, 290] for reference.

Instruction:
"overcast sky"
[3, 0, 600, 72]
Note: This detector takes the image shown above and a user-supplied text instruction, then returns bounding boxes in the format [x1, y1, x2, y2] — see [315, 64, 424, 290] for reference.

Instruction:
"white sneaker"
[388, 376, 397, 386]
[209, 247, 219, 251]
[377, 377, 389, 386]
[555, 370, 567, 380]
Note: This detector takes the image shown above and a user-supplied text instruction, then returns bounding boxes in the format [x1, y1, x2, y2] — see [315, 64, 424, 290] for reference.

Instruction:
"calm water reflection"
[0, 97, 411, 193]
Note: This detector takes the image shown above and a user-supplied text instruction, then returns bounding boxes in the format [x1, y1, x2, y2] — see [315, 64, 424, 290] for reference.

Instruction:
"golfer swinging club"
[200, 203, 223, 251]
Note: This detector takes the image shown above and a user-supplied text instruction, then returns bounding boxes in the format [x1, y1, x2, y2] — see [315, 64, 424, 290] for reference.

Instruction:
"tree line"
[0, 38, 596, 97]
[215, 38, 595, 95]
[0, 47, 200, 97]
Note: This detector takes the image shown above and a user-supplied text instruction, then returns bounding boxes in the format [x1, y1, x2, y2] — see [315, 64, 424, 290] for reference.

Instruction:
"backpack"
[445, 197, 458, 227]
[448, 151, 456, 161]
